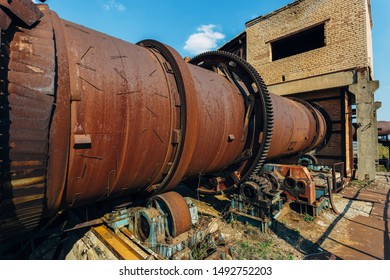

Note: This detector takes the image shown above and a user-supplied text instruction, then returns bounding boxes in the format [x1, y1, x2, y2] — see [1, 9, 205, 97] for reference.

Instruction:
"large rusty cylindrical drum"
[0, 2, 327, 242]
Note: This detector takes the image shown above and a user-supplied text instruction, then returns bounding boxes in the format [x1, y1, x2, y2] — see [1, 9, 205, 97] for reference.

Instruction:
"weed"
[234, 238, 294, 260]
[190, 242, 209, 260]
[378, 144, 389, 159]
[349, 179, 367, 187]
[303, 213, 315, 222]
[377, 165, 387, 172]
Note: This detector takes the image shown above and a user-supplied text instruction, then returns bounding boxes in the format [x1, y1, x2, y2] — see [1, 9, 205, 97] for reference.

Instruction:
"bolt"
[243, 149, 252, 157]
[229, 61, 237, 67]
[228, 134, 235, 142]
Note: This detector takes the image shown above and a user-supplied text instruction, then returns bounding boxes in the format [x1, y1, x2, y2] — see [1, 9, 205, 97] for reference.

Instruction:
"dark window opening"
[271, 24, 325, 61]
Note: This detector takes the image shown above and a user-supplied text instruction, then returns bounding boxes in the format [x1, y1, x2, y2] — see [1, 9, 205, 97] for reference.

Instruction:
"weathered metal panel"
[0, 5, 54, 242]
[185, 65, 246, 177]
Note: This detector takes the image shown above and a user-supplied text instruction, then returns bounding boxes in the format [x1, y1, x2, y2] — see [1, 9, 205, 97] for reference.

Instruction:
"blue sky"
[35, 0, 390, 121]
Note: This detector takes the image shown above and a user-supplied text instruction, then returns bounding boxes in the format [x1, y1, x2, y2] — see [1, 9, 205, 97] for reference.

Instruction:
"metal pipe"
[326, 177, 340, 215]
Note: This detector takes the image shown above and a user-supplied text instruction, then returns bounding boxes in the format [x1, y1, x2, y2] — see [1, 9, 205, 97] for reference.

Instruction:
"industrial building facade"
[221, 0, 379, 180]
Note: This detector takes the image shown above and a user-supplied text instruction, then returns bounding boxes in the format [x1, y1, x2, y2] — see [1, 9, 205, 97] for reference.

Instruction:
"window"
[271, 23, 325, 61]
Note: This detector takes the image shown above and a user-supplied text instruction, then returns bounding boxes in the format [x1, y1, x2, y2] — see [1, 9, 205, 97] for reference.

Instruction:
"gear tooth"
[1, 12, 55, 241]
[249, 174, 270, 188]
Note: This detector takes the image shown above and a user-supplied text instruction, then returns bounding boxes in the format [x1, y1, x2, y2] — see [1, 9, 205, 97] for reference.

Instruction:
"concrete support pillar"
[349, 67, 379, 181]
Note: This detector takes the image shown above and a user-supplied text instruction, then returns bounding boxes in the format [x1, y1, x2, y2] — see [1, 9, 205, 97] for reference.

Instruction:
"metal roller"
[0, 1, 329, 242]
[147, 191, 192, 237]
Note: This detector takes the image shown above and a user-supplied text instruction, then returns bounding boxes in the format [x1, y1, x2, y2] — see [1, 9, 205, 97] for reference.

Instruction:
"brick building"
[221, 0, 379, 180]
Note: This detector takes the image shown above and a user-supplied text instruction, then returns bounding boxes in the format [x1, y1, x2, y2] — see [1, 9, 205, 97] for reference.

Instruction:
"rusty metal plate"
[0, 0, 42, 27]
[333, 187, 389, 260]
[332, 214, 389, 260]
[371, 203, 390, 219]
[342, 187, 388, 204]
[0, 8, 11, 30]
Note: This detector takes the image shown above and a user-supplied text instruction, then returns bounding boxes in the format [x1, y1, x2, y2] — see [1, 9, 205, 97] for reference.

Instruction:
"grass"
[226, 220, 298, 259]
[377, 165, 387, 172]
[235, 240, 273, 259]
[303, 213, 315, 222]
[190, 242, 210, 260]
[378, 144, 389, 159]
[233, 237, 295, 260]
[349, 179, 368, 186]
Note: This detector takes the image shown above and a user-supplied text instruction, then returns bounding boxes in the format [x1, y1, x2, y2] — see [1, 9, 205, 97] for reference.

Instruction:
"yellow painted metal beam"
[92, 225, 146, 260]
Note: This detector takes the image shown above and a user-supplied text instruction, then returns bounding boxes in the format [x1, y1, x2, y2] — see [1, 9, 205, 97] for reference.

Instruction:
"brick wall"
[246, 0, 373, 85]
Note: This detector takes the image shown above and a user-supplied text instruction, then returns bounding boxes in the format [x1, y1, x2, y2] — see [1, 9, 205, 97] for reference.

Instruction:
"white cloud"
[102, 0, 126, 12]
[184, 24, 225, 55]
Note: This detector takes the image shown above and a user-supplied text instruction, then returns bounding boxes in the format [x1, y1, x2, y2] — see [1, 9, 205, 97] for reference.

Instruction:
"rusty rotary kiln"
[0, 1, 330, 247]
